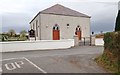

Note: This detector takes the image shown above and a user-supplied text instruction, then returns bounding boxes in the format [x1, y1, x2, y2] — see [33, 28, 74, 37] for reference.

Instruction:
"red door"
[53, 30, 60, 40]
[76, 31, 81, 40]
[75, 26, 81, 40]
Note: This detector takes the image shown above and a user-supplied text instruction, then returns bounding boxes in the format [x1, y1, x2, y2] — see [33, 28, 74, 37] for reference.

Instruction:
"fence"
[79, 37, 91, 46]
[79, 36, 104, 46]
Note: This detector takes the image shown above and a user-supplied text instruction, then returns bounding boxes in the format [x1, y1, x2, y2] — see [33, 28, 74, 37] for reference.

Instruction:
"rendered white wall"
[30, 15, 41, 40]
[40, 14, 90, 40]
[95, 38, 104, 46]
[0, 39, 74, 52]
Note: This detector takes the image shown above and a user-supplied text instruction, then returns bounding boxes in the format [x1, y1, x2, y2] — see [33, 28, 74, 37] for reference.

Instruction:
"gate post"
[91, 35, 95, 46]
[83, 37, 85, 46]
[73, 35, 79, 46]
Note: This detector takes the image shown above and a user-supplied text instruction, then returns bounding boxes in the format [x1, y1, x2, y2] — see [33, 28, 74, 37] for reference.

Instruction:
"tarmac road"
[1, 46, 107, 73]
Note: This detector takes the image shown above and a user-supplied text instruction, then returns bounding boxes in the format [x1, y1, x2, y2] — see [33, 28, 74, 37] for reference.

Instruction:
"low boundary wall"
[95, 38, 104, 46]
[0, 39, 74, 52]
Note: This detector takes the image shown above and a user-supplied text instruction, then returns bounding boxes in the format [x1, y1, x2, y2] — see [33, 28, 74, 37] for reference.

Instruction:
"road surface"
[1, 46, 107, 73]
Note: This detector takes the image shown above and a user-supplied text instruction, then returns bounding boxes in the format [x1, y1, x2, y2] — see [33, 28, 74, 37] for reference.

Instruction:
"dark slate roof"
[30, 4, 91, 23]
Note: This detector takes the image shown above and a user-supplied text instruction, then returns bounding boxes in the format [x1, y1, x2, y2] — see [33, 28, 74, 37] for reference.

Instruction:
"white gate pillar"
[73, 35, 79, 46]
[91, 35, 95, 46]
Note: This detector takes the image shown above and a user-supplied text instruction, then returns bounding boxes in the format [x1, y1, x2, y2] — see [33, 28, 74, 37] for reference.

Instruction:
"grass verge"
[95, 51, 119, 74]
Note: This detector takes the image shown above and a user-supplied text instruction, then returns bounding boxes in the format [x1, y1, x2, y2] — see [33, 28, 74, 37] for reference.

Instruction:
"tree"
[19, 30, 28, 41]
[8, 29, 16, 37]
[20, 30, 27, 37]
[115, 10, 120, 31]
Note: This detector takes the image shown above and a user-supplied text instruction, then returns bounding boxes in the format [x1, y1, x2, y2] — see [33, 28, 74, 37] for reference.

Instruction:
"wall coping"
[0, 39, 74, 44]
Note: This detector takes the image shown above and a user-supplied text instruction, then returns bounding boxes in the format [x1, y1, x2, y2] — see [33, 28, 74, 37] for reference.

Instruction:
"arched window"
[56, 27, 59, 30]
[76, 25, 81, 31]
[53, 27, 56, 30]
[53, 24, 59, 30]
[36, 20, 38, 37]
[75, 25, 81, 40]
[33, 23, 35, 29]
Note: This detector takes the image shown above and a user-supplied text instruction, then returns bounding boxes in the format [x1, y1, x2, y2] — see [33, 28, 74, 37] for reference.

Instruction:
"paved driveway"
[1, 46, 106, 73]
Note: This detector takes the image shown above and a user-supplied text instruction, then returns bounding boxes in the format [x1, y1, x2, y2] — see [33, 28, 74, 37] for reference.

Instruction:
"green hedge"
[103, 31, 120, 72]
[104, 32, 120, 57]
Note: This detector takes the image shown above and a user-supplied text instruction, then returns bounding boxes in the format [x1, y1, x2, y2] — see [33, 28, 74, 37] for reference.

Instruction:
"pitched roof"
[30, 4, 90, 23]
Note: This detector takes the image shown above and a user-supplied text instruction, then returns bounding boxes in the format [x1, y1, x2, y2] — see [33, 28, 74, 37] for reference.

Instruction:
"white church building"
[30, 4, 91, 40]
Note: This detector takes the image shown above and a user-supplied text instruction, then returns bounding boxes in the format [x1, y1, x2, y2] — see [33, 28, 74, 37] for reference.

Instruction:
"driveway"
[1, 46, 106, 73]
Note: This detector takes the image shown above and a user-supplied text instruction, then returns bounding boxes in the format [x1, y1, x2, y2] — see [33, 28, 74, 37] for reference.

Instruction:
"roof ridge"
[40, 4, 90, 17]
[30, 4, 90, 24]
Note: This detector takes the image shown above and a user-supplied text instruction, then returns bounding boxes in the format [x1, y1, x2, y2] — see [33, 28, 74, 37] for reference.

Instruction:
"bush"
[19, 37, 27, 41]
[95, 34, 104, 38]
[104, 32, 119, 57]
[102, 31, 120, 72]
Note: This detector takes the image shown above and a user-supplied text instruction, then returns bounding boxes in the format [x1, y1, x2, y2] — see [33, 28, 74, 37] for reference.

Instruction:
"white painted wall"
[40, 14, 90, 40]
[0, 39, 74, 52]
[30, 15, 41, 40]
[95, 38, 104, 46]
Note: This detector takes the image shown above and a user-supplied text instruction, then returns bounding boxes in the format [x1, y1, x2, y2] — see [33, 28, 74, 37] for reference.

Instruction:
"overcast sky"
[0, 0, 119, 34]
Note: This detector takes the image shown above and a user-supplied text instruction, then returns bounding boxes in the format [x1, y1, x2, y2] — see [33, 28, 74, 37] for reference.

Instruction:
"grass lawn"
[1, 36, 28, 42]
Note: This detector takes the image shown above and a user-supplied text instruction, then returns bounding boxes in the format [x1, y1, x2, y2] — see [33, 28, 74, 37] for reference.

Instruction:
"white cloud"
[0, 0, 119, 13]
